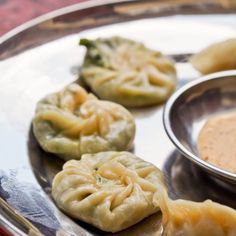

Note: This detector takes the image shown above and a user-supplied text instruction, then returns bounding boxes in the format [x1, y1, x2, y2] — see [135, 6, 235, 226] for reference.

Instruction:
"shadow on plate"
[163, 150, 236, 209]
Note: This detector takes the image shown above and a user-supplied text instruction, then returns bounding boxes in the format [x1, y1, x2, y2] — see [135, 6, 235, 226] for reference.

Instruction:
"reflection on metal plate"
[0, 0, 236, 235]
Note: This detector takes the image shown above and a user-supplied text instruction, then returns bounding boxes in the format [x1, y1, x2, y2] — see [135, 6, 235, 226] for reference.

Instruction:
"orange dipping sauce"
[198, 112, 236, 173]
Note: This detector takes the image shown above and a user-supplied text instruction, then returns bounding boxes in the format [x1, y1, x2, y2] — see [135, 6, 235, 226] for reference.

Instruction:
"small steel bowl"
[163, 70, 236, 185]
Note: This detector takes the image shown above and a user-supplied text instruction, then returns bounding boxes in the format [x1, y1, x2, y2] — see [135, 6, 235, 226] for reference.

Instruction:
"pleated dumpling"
[52, 151, 166, 233]
[80, 36, 177, 107]
[190, 38, 236, 74]
[164, 200, 236, 236]
[154, 186, 236, 236]
[33, 84, 135, 160]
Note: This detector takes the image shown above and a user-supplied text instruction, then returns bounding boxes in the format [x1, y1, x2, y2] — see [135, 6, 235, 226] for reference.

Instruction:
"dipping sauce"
[197, 112, 236, 173]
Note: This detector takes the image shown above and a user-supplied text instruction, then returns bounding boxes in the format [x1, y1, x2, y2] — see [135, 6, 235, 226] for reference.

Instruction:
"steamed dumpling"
[190, 38, 236, 74]
[80, 36, 177, 107]
[154, 186, 236, 236]
[52, 151, 166, 233]
[163, 200, 236, 236]
[33, 84, 135, 160]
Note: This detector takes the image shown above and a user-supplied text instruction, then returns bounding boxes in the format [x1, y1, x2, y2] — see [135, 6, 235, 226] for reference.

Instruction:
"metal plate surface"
[1, 1, 236, 235]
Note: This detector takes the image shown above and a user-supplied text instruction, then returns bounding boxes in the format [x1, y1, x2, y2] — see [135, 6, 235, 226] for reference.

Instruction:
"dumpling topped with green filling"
[80, 36, 177, 107]
[33, 84, 135, 160]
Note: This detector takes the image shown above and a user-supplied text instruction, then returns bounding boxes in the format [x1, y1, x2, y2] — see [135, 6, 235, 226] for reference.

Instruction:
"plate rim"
[0, 0, 132, 44]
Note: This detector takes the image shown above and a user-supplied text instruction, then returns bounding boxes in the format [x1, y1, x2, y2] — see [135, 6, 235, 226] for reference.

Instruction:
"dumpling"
[52, 151, 166, 233]
[79, 36, 177, 107]
[33, 84, 135, 160]
[154, 186, 236, 236]
[190, 38, 236, 74]
[162, 199, 236, 236]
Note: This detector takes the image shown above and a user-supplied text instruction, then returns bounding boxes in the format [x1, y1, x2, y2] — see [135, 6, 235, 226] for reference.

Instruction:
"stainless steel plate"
[1, 1, 236, 235]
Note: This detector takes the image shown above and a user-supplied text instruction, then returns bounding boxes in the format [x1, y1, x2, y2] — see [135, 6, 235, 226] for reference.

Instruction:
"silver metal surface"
[164, 71, 236, 184]
[1, 0, 236, 235]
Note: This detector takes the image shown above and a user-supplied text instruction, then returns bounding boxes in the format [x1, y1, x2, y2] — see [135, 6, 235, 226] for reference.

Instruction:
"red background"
[0, 0, 86, 36]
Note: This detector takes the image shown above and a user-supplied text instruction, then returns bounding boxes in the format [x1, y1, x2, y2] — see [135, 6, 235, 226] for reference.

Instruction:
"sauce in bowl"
[198, 112, 236, 173]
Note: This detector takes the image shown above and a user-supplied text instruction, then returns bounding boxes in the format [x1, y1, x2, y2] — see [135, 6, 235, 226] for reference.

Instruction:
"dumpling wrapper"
[33, 84, 135, 160]
[52, 151, 166, 233]
[190, 38, 236, 74]
[154, 185, 236, 236]
[80, 36, 177, 107]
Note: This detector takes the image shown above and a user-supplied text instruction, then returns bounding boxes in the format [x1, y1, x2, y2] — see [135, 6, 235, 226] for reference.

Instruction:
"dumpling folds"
[33, 84, 135, 160]
[155, 187, 236, 236]
[190, 38, 236, 74]
[80, 36, 177, 107]
[52, 151, 166, 233]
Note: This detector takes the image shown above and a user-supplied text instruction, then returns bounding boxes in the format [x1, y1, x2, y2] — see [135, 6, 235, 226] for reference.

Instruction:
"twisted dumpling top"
[52, 151, 166, 232]
[80, 36, 177, 107]
[33, 84, 135, 160]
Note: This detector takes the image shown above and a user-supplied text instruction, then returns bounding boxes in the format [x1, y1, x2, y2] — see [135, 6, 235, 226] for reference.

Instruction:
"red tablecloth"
[0, 0, 85, 36]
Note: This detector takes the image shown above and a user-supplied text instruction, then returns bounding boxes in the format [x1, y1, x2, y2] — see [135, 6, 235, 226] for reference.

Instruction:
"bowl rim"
[163, 70, 236, 181]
